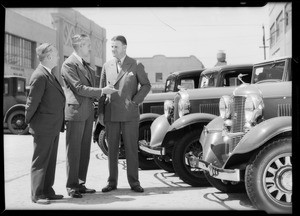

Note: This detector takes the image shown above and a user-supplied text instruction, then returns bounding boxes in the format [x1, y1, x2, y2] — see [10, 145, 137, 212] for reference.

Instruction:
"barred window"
[285, 3, 291, 33]
[276, 11, 283, 41]
[5, 33, 35, 69]
[270, 23, 276, 48]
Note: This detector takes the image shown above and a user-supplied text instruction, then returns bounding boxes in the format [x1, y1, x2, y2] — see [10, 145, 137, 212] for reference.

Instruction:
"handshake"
[102, 84, 118, 95]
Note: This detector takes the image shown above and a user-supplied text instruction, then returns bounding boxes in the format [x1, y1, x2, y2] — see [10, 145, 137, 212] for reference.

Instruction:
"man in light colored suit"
[25, 43, 65, 204]
[100, 35, 151, 193]
[61, 34, 117, 198]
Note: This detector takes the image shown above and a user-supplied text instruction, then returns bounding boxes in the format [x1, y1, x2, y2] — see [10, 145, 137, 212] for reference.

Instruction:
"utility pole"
[259, 24, 269, 60]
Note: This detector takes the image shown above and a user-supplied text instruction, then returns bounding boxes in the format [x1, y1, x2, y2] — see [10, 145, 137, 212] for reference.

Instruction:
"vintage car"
[186, 56, 292, 213]
[3, 75, 29, 135]
[92, 68, 204, 170]
[139, 63, 253, 183]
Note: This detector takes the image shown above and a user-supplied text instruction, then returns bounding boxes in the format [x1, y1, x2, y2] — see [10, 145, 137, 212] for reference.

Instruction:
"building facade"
[268, 2, 292, 58]
[136, 55, 205, 93]
[4, 8, 107, 86]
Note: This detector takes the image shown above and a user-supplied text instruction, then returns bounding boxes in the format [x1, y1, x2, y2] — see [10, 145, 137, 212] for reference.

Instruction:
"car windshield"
[17, 79, 26, 93]
[198, 72, 218, 88]
[165, 76, 176, 92]
[180, 79, 195, 89]
[252, 61, 285, 84]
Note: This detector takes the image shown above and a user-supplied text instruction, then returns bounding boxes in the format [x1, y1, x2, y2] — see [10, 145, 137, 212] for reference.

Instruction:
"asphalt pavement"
[3, 131, 260, 213]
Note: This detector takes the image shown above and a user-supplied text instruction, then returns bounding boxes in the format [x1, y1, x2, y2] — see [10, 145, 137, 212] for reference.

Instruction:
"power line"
[149, 9, 176, 31]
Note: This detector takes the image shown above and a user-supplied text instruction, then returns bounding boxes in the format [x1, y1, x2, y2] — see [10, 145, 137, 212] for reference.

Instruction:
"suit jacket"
[99, 55, 151, 122]
[25, 64, 66, 136]
[61, 53, 103, 121]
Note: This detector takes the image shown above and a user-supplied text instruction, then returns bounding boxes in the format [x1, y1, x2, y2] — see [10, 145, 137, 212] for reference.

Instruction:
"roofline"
[254, 56, 292, 65]
[202, 63, 253, 73]
[170, 68, 206, 76]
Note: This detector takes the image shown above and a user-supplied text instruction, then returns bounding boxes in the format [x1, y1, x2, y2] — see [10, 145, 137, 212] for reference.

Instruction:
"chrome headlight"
[178, 91, 190, 118]
[164, 100, 174, 118]
[219, 95, 231, 119]
[244, 94, 264, 123]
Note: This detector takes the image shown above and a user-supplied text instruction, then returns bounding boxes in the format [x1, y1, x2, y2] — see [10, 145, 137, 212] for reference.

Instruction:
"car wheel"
[153, 155, 174, 173]
[138, 124, 160, 170]
[7, 110, 29, 135]
[245, 137, 292, 214]
[172, 129, 210, 187]
[98, 129, 125, 159]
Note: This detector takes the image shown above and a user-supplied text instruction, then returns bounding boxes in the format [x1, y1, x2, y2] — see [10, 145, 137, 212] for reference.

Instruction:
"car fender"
[159, 113, 217, 149]
[139, 113, 161, 125]
[149, 114, 170, 148]
[200, 116, 226, 167]
[3, 104, 26, 123]
[167, 113, 217, 132]
[231, 116, 292, 155]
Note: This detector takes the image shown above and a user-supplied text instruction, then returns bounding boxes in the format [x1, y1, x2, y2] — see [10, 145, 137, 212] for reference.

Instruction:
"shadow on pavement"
[49, 186, 206, 206]
[203, 192, 254, 210]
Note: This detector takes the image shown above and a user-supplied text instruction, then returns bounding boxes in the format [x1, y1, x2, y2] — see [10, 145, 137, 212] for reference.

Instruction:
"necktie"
[117, 59, 121, 74]
[82, 60, 92, 81]
[51, 73, 61, 86]
[82, 60, 89, 70]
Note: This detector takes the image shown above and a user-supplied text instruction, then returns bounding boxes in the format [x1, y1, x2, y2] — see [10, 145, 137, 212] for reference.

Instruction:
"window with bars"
[5, 33, 35, 69]
[285, 3, 291, 33]
[270, 23, 276, 48]
[276, 11, 283, 41]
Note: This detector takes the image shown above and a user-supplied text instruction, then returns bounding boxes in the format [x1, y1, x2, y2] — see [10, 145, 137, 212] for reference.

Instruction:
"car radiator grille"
[229, 96, 246, 152]
[199, 103, 219, 115]
[150, 106, 164, 114]
[277, 103, 292, 116]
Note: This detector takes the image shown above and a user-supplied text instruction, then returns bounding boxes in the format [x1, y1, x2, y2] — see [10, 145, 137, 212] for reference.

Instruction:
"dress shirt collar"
[40, 63, 52, 74]
[117, 55, 126, 65]
[73, 51, 83, 64]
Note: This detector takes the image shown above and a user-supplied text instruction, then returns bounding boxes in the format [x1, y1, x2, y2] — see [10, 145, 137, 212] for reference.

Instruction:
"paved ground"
[3, 131, 259, 213]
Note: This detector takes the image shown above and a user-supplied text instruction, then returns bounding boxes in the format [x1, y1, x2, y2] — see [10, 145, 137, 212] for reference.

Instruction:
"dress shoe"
[32, 198, 50, 205]
[68, 190, 82, 198]
[131, 185, 144, 193]
[102, 185, 117, 193]
[78, 185, 96, 194]
[46, 194, 64, 200]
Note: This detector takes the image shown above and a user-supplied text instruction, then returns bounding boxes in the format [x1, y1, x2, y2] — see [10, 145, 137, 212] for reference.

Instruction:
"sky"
[75, 7, 269, 68]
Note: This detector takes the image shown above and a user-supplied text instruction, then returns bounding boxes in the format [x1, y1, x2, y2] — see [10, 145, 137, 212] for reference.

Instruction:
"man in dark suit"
[25, 43, 65, 205]
[61, 34, 117, 198]
[100, 35, 151, 193]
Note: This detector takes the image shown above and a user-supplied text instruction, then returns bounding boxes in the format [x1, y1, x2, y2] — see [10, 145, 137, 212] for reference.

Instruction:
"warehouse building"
[4, 8, 107, 86]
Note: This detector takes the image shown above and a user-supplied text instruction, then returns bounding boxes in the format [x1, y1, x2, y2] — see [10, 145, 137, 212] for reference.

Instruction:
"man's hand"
[102, 85, 118, 95]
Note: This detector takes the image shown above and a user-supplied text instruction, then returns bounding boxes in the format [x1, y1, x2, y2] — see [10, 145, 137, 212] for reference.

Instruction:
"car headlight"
[219, 95, 231, 119]
[164, 100, 174, 118]
[244, 94, 264, 123]
[178, 91, 190, 118]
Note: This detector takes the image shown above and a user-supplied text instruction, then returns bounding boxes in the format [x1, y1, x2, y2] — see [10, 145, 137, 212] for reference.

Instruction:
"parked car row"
[139, 56, 292, 213]
[5, 56, 292, 213]
[140, 64, 253, 181]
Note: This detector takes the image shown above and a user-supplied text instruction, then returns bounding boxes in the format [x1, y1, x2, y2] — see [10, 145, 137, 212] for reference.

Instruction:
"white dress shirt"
[41, 63, 52, 74]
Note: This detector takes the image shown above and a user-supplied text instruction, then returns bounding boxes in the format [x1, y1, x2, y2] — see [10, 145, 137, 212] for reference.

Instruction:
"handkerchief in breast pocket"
[128, 72, 134, 76]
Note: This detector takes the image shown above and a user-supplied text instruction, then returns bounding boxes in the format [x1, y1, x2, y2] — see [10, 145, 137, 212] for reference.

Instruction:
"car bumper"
[139, 140, 165, 155]
[185, 153, 240, 182]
